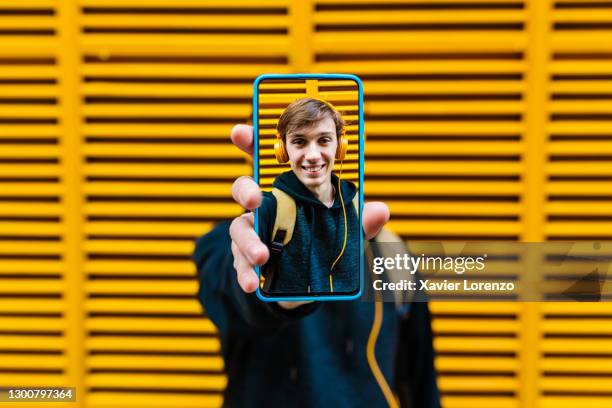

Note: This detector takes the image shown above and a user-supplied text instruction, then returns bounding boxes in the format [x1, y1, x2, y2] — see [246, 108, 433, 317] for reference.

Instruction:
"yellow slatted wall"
[0, 1, 610, 407]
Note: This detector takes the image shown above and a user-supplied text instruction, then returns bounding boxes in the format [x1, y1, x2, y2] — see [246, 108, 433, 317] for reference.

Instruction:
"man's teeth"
[303, 165, 324, 172]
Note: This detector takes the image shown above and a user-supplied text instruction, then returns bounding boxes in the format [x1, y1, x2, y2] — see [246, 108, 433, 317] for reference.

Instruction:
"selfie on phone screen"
[255, 76, 363, 298]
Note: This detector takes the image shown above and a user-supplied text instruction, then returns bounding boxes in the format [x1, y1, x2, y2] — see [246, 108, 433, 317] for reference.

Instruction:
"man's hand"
[229, 124, 390, 307]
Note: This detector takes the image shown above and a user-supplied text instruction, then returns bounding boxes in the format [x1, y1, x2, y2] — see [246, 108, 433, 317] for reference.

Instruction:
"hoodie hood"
[272, 170, 357, 209]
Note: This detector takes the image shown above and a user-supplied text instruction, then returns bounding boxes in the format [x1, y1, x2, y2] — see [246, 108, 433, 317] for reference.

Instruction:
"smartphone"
[253, 73, 364, 301]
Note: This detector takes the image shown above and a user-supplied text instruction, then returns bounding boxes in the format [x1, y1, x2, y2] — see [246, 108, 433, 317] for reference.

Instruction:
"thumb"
[362, 201, 390, 240]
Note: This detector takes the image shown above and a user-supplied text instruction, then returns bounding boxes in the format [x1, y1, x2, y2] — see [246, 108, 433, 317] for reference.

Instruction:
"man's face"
[285, 116, 337, 190]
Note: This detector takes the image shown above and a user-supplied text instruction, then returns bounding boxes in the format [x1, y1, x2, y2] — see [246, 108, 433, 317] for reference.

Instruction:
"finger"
[232, 176, 262, 211]
[362, 201, 390, 240]
[229, 213, 269, 265]
[231, 242, 259, 293]
[230, 124, 254, 157]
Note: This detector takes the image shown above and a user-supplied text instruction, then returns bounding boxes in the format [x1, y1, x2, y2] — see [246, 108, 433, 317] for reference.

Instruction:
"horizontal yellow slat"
[82, 62, 287, 77]
[83, 83, 252, 98]
[0, 335, 64, 350]
[366, 161, 523, 176]
[84, 260, 195, 276]
[435, 337, 519, 352]
[442, 396, 518, 408]
[0, 374, 67, 387]
[82, 36, 290, 57]
[315, 10, 526, 24]
[0, 279, 63, 294]
[436, 356, 518, 372]
[86, 280, 198, 295]
[549, 141, 612, 155]
[0, 124, 59, 138]
[545, 222, 612, 236]
[86, 392, 223, 408]
[364, 80, 525, 95]
[0, 106, 59, 118]
[551, 101, 612, 115]
[85, 182, 230, 197]
[0, 146, 60, 159]
[0, 241, 63, 254]
[388, 201, 521, 216]
[0, 66, 58, 79]
[366, 181, 522, 195]
[434, 319, 519, 334]
[541, 303, 612, 314]
[551, 60, 612, 75]
[365, 121, 525, 136]
[0, 84, 59, 98]
[84, 163, 249, 178]
[547, 162, 612, 176]
[86, 336, 220, 353]
[551, 81, 612, 94]
[86, 317, 216, 333]
[86, 354, 223, 371]
[0, 298, 64, 313]
[543, 319, 612, 335]
[83, 104, 250, 118]
[0, 221, 62, 235]
[84, 240, 194, 255]
[431, 302, 520, 314]
[80, 0, 289, 6]
[554, 9, 612, 22]
[390, 219, 522, 235]
[86, 373, 226, 390]
[86, 298, 201, 314]
[0, 16, 56, 29]
[548, 121, 612, 136]
[542, 338, 612, 354]
[439, 376, 517, 392]
[0, 260, 63, 275]
[541, 377, 612, 393]
[0, 316, 65, 331]
[318, 60, 526, 75]
[85, 221, 214, 237]
[0, 203, 62, 216]
[547, 202, 612, 215]
[0, 164, 61, 177]
[541, 396, 612, 408]
[85, 202, 240, 217]
[542, 357, 612, 373]
[365, 141, 523, 155]
[0, 354, 66, 369]
[548, 181, 612, 195]
[82, 123, 237, 137]
[367, 101, 524, 115]
[85, 144, 240, 159]
[0, 183, 62, 196]
[81, 14, 289, 28]
[314, 32, 527, 53]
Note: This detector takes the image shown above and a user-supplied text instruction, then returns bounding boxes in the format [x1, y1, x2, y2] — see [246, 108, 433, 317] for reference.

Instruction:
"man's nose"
[304, 144, 322, 161]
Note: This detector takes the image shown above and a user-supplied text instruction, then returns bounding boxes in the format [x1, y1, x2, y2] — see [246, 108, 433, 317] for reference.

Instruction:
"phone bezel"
[253, 73, 364, 302]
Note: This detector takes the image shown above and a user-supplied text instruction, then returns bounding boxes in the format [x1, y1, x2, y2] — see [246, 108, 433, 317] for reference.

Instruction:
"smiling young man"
[258, 97, 359, 294]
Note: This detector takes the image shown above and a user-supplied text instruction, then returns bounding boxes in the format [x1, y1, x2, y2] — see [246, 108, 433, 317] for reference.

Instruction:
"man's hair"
[276, 98, 345, 141]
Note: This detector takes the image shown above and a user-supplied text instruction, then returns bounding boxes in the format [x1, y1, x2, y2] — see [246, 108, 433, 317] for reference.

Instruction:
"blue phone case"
[253, 73, 364, 302]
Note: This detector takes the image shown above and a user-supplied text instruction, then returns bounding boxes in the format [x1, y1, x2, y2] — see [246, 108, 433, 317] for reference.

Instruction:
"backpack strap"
[262, 188, 296, 292]
[271, 188, 296, 246]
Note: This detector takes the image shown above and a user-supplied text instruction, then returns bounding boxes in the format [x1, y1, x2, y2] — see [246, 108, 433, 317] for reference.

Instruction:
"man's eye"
[320, 137, 331, 144]
[291, 139, 305, 146]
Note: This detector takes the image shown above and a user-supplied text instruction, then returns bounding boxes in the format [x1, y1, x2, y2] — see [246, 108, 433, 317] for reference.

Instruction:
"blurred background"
[1, 0, 612, 407]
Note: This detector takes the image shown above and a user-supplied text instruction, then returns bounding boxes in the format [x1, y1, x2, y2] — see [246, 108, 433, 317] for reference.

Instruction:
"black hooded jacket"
[193, 221, 441, 407]
[258, 170, 359, 293]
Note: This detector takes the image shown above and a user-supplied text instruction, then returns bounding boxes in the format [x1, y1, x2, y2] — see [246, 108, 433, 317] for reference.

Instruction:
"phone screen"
[254, 75, 363, 299]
